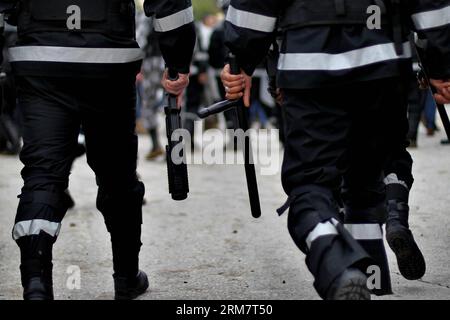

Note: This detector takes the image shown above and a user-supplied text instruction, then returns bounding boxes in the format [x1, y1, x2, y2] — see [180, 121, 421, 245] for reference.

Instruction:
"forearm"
[144, 0, 196, 74]
[224, 0, 281, 76]
[409, 1, 450, 79]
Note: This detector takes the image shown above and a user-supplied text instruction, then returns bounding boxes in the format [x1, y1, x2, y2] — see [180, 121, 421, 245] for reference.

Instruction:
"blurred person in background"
[136, 11, 165, 160]
[422, 89, 438, 136]
[184, 13, 217, 148]
[0, 20, 20, 155]
[406, 37, 428, 148]
[209, 1, 240, 149]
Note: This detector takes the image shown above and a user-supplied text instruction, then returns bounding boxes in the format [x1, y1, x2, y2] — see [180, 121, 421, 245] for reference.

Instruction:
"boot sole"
[24, 293, 53, 300]
[329, 274, 371, 300]
[386, 228, 426, 280]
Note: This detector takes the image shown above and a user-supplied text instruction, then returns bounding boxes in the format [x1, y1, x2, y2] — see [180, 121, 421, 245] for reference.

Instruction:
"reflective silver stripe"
[383, 173, 409, 189]
[153, 6, 194, 32]
[344, 224, 383, 240]
[306, 221, 338, 249]
[9, 46, 144, 64]
[278, 41, 412, 71]
[412, 5, 450, 30]
[226, 5, 277, 33]
[12, 219, 61, 240]
[195, 51, 209, 62]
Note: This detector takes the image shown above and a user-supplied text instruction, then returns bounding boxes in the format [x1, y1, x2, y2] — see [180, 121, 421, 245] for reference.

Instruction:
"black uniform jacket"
[225, 0, 450, 89]
[0, 0, 196, 78]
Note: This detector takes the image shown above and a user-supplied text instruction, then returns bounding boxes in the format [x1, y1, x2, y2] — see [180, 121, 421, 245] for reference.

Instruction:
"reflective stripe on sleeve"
[153, 6, 194, 32]
[226, 5, 277, 33]
[412, 5, 450, 30]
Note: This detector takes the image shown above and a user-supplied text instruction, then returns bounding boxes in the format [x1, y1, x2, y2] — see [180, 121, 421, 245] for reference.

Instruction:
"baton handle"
[229, 55, 240, 75]
[167, 69, 179, 108]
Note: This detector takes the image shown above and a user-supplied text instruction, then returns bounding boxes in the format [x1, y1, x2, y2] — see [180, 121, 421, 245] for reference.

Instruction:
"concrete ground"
[0, 120, 449, 300]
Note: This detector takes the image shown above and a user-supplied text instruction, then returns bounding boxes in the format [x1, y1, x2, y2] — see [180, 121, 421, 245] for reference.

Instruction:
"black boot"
[114, 270, 149, 300]
[326, 268, 371, 300]
[20, 259, 54, 300]
[23, 277, 54, 300]
[97, 181, 146, 300]
[386, 199, 426, 280]
[17, 232, 55, 300]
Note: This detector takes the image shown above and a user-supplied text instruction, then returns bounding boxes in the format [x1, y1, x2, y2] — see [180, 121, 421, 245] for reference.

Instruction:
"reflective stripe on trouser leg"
[13, 191, 68, 241]
[13, 219, 61, 240]
[305, 219, 373, 299]
[384, 173, 410, 208]
[13, 190, 69, 285]
[306, 220, 339, 249]
[286, 185, 373, 299]
[288, 199, 373, 299]
[344, 223, 392, 295]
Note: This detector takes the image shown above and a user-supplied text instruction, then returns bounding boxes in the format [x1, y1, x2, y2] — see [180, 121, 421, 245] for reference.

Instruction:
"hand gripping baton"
[198, 55, 262, 218]
[165, 69, 189, 201]
[415, 45, 450, 140]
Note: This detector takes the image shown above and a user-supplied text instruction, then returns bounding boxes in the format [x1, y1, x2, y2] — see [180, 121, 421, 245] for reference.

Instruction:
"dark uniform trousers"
[281, 77, 409, 297]
[14, 75, 144, 283]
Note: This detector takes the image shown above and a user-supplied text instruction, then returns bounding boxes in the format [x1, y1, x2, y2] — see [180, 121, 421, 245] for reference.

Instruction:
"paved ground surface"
[0, 119, 449, 300]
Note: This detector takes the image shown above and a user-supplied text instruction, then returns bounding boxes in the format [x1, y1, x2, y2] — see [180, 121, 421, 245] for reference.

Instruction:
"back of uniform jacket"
[0, 0, 195, 78]
[224, 0, 450, 88]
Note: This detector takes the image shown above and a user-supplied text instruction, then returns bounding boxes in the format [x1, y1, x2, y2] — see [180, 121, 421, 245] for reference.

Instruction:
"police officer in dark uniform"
[222, 0, 450, 299]
[266, 32, 427, 283]
[0, 0, 195, 300]
[0, 16, 21, 155]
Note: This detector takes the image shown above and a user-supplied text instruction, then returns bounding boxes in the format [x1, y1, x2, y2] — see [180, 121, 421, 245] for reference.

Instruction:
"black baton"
[198, 55, 262, 218]
[165, 69, 189, 201]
